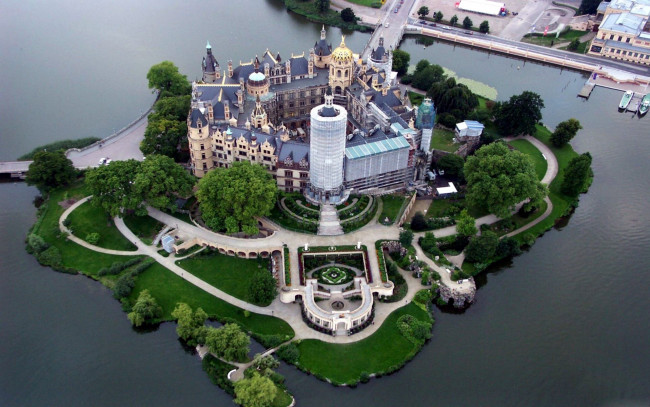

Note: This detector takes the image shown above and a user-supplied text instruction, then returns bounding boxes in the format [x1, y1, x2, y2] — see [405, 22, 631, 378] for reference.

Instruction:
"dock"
[578, 82, 596, 98]
[627, 94, 643, 112]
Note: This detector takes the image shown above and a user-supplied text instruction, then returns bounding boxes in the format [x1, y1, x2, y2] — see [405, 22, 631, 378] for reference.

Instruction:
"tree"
[399, 229, 414, 247]
[567, 38, 581, 51]
[251, 354, 280, 376]
[578, 0, 600, 15]
[493, 91, 545, 136]
[206, 323, 250, 362]
[127, 289, 162, 327]
[496, 236, 521, 258]
[427, 77, 479, 118]
[456, 209, 477, 237]
[85, 160, 144, 217]
[410, 211, 428, 231]
[437, 154, 465, 178]
[148, 95, 192, 122]
[248, 271, 277, 305]
[147, 61, 190, 96]
[234, 372, 277, 407]
[196, 161, 277, 235]
[450, 15, 459, 26]
[434, 11, 443, 22]
[392, 49, 410, 76]
[140, 117, 187, 157]
[341, 8, 356, 23]
[26, 151, 76, 193]
[419, 232, 437, 252]
[411, 60, 445, 91]
[315, 0, 330, 13]
[479, 20, 490, 33]
[464, 142, 547, 218]
[465, 231, 499, 263]
[561, 152, 593, 197]
[550, 118, 582, 147]
[462, 16, 473, 29]
[417, 6, 429, 17]
[171, 303, 208, 346]
[132, 155, 195, 210]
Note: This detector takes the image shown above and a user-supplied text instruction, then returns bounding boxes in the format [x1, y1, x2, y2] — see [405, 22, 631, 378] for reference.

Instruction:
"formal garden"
[311, 266, 357, 285]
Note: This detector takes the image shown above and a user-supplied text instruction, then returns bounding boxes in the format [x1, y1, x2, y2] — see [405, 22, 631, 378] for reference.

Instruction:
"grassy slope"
[67, 200, 137, 251]
[431, 129, 459, 153]
[379, 195, 407, 224]
[129, 263, 293, 338]
[123, 214, 164, 243]
[508, 139, 548, 181]
[178, 253, 271, 306]
[296, 303, 431, 384]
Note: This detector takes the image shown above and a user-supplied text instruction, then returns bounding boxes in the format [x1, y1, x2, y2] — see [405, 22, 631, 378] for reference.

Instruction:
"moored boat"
[619, 90, 634, 110]
[639, 94, 650, 116]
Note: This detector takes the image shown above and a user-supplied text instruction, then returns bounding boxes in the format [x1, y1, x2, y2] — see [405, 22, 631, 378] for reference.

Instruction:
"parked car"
[98, 157, 107, 165]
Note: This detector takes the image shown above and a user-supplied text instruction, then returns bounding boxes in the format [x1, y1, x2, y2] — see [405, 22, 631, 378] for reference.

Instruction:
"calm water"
[1, 1, 649, 406]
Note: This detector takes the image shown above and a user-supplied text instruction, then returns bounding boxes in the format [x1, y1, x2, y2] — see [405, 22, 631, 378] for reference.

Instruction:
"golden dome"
[331, 36, 353, 63]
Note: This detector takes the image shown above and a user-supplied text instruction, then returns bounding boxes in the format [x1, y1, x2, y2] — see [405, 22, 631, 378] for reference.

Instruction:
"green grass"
[66, 200, 137, 251]
[33, 184, 141, 276]
[344, 0, 380, 6]
[522, 29, 589, 47]
[295, 303, 431, 384]
[426, 199, 456, 218]
[408, 91, 425, 106]
[163, 209, 192, 225]
[280, 0, 371, 32]
[430, 129, 459, 153]
[489, 199, 548, 237]
[272, 389, 293, 407]
[509, 139, 548, 181]
[178, 253, 272, 306]
[129, 263, 294, 338]
[513, 125, 579, 240]
[379, 195, 408, 225]
[124, 214, 164, 244]
[18, 137, 100, 160]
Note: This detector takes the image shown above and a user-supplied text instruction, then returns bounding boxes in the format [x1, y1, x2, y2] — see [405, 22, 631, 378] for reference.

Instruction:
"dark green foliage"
[410, 212, 428, 231]
[113, 273, 135, 299]
[411, 60, 445, 91]
[27, 234, 49, 254]
[97, 258, 144, 276]
[315, 0, 330, 12]
[206, 323, 250, 363]
[428, 77, 479, 119]
[392, 50, 410, 76]
[434, 11, 443, 22]
[496, 237, 522, 258]
[578, 0, 600, 15]
[341, 7, 356, 22]
[479, 20, 490, 33]
[197, 161, 277, 235]
[202, 354, 236, 396]
[85, 160, 143, 217]
[26, 151, 77, 193]
[465, 231, 499, 263]
[494, 91, 545, 136]
[140, 117, 187, 158]
[450, 14, 458, 26]
[37, 246, 62, 267]
[253, 334, 286, 349]
[437, 154, 465, 177]
[128, 289, 163, 327]
[84, 232, 100, 245]
[437, 112, 458, 128]
[19, 138, 101, 160]
[561, 152, 593, 197]
[276, 343, 300, 364]
[462, 16, 473, 29]
[133, 155, 195, 210]
[399, 230, 414, 247]
[455, 209, 477, 237]
[248, 271, 278, 305]
[551, 118, 582, 147]
[464, 142, 547, 218]
[171, 303, 208, 346]
[146, 61, 191, 96]
[396, 313, 432, 345]
[148, 95, 191, 123]
[568, 38, 581, 51]
[417, 6, 429, 17]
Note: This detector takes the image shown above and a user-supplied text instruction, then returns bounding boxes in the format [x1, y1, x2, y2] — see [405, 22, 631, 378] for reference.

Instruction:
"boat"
[639, 94, 650, 116]
[619, 90, 634, 110]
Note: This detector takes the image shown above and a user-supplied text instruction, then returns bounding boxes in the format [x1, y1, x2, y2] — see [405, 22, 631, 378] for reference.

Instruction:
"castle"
[187, 26, 435, 200]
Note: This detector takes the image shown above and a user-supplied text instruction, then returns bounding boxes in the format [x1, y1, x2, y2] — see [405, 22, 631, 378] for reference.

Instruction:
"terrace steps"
[317, 204, 344, 236]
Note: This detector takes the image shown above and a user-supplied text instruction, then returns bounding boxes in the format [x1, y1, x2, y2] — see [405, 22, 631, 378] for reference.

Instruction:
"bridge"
[0, 97, 155, 180]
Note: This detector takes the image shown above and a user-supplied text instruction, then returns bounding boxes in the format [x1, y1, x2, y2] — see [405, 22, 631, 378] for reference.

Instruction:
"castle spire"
[321, 25, 326, 40]
[206, 40, 211, 50]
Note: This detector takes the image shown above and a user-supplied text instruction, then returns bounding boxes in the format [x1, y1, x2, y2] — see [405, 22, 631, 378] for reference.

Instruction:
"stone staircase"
[317, 204, 344, 236]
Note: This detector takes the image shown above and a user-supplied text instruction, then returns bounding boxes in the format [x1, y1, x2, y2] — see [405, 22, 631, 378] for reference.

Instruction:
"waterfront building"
[367, 36, 393, 75]
[306, 89, 347, 203]
[588, 0, 650, 65]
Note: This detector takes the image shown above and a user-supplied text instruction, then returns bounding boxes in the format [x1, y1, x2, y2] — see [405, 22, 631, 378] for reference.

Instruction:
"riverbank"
[279, 0, 372, 32]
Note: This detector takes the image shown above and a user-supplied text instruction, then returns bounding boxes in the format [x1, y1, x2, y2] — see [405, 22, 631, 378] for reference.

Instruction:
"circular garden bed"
[313, 266, 356, 285]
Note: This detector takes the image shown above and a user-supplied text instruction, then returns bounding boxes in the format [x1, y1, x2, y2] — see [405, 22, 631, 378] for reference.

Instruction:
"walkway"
[318, 204, 343, 236]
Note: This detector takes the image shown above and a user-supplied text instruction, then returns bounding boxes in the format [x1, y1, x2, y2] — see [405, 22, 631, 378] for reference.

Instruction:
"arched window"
[337, 70, 341, 78]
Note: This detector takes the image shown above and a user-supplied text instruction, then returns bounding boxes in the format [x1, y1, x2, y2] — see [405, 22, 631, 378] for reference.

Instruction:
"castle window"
[337, 70, 341, 78]
[310, 99, 315, 104]
[201, 153, 206, 159]
[239, 151, 246, 156]
[285, 170, 294, 177]
[200, 144, 204, 150]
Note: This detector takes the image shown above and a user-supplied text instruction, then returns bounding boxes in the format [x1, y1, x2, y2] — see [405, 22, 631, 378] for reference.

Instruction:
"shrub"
[410, 212, 428, 231]
[85, 232, 100, 245]
[276, 342, 300, 364]
[359, 371, 370, 383]
[396, 314, 432, 345]
[113, 274, 135, 299]
[465, 231, 498, 263]
[37, 246, 62, 267]
[27, 234, 49, 254]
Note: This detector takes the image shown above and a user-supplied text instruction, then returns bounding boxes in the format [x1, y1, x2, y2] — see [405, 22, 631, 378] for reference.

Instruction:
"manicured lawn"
[129, 263, 294, 338]
[124, 214, 164, 244]
[509, 139, 548, 181]
[295, 303, 431, 384]
[513, 125, 579, 240]
[430, 129, 459, 153]
[408, 91, 425, 106]
[426, 199, 456, 218]
[66, 200, 136, 251]
[344, 0, 380, 6]
[489, 199, 548, 237]
[379, 194, 407, 225]
[521, 29, 589, 47]
[272, 389, 293, 407]
[33, 185, 140, 276]
[178, 252, 271, 306]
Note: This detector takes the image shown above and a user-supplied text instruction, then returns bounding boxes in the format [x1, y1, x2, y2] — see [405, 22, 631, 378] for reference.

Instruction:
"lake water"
[1, 1, 649, 406]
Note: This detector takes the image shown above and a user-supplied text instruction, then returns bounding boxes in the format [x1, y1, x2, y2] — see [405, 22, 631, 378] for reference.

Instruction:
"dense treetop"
[26, 151, 76, 193]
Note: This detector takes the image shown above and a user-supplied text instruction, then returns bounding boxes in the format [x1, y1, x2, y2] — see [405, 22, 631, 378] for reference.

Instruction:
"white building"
[307, 89, 347, 203]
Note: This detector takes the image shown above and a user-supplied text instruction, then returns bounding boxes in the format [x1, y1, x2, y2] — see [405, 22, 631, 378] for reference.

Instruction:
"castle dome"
[248, 71, 266, 83]
[331, 37, 353, 63]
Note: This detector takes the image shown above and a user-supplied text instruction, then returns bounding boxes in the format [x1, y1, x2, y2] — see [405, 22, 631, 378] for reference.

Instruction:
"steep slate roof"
[190, 109, 208, 128]
[278, 141, 309, 164]
[371, 45, 387, 61]
[290, 56, 309, 76]
[314, 38, 332, 56]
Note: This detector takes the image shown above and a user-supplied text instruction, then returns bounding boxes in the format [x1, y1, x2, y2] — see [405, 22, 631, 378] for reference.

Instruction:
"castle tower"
[416, 98, 436, 152]
[187, 107, 211, 177]
[251, 95, 269, 130]
[202, 41, 220, 83]
[306, 88, 347, 204]
[329, 36, 354, 97]
[368, 36, 392, 75]
[314, 25, 333, 69]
